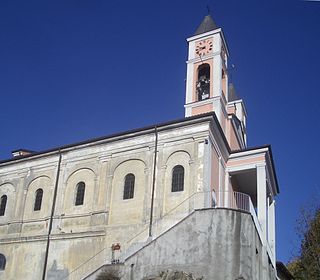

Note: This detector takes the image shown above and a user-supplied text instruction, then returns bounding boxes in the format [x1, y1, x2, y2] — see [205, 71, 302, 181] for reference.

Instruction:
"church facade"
[0, 16, 279, 280]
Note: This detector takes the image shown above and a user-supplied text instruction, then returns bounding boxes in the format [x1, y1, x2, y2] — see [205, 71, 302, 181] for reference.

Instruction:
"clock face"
[195, 39, 213, 56]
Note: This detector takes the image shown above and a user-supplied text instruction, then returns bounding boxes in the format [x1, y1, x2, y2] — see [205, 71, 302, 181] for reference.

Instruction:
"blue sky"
[0, 0, 319, 264]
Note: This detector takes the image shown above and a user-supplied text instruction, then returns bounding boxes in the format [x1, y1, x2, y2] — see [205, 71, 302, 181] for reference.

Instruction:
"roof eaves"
[231, 144, 280, 194]
[0, 112, 220, 165]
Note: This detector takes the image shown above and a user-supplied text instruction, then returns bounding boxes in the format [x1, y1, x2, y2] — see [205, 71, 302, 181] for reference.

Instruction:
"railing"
[64, 190, 262, 279]
[123, 190, 203, 248]
[248, 197, 263, 243]
[216, 191, 250, 213]
[65, 190, 205, 279]
[217, 191, 275, 267]
[216, 191, 265, 250]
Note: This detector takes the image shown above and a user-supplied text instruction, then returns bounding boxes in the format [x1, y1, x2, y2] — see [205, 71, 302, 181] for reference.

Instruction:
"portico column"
[268, 200, 276, 260]
[257, 164, 267, 242]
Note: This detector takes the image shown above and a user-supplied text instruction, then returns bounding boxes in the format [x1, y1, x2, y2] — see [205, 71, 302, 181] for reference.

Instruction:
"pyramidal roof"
[194, 15, 218, 36]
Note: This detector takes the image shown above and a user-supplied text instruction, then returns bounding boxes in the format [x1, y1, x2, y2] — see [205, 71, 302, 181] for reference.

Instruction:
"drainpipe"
[130, 263, 134, 280]
[42, 150, 62, 280]
[148, 126, 158, 238]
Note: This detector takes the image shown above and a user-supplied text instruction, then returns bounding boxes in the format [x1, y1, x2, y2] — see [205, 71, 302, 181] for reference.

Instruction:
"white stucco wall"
[0, 118, 224, 280]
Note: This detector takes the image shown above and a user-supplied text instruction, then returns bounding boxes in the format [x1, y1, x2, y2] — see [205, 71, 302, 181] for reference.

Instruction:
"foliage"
[144, 270, 203, 280]
[287, 258, 304, 280]
[287, 201, 320, 280]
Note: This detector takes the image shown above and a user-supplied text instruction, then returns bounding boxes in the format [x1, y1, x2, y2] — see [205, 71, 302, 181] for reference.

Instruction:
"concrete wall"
[90, 208, 276, 280]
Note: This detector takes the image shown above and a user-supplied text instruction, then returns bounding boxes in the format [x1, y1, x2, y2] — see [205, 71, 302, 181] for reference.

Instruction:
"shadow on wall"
[96, 267, 121, 280]
[95, 269, 205, 280]
[47, 260, 69, 280]
[94, 269, 247, 280]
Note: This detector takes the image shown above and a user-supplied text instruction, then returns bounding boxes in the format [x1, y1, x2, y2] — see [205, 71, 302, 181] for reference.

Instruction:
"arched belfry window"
[34, 189, 43, 211]
[123, 173, 135, 200]
[0, 254, 6, 270]
[171, 165, 185, 192]
[75, 182, 85, 206]
[196, 63, 210, 101]
[0, 195, 7, 216]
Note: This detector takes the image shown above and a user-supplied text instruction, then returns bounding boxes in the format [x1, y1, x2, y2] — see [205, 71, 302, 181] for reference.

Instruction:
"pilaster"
[257, 164, 267, 242]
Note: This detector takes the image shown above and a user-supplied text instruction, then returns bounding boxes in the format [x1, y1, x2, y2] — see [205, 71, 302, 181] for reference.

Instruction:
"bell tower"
[184, 15, 229, 132]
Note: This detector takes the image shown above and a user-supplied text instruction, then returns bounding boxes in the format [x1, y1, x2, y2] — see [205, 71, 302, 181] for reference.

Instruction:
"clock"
[195, 39, 213, 56]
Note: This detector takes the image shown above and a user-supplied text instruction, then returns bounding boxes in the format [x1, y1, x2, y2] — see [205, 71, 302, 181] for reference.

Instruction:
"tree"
[288, 201, 320, 279]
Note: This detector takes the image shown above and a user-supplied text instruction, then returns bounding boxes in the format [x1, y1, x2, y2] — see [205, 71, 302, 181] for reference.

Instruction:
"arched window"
[171, 165, 184, 192]
[196, 63, 210, 101]
[123, 173, 135, 200]
[0, 195, 7, 216]
[75, 182, 85, 206]
[34, 189, 43, 211]
[0, 254, 6, 270]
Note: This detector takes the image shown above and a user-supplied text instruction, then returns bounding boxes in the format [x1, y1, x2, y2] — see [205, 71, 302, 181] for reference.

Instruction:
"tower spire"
[194, 14, 218, 36]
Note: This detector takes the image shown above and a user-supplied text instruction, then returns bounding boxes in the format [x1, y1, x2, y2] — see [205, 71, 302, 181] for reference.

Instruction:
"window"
[123, 173, 135, 200]
[196, 63, 210, 101]
[0, 195, 7, 216]
[75, 182, 85, 206]
[171, 165, 184, 192]
[0, 254, 5, 270]
[34, 189, 43, 211]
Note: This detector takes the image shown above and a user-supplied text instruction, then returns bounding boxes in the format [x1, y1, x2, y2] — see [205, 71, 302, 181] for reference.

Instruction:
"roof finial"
[206, 5, 211, 15]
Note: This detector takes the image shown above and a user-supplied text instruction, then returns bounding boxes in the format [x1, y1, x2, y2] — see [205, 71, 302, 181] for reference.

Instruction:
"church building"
[0, 15, 280, 280]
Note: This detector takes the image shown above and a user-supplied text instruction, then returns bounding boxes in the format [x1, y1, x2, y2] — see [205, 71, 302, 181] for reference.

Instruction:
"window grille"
[171, 165, 184, 192]
[123, 173, 135, 199]
[34, 189, 43, 211]
[75, 182, 85, 206]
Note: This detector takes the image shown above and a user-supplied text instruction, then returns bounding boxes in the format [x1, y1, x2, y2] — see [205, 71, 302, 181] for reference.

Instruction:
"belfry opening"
[196, 63, 210, 101]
